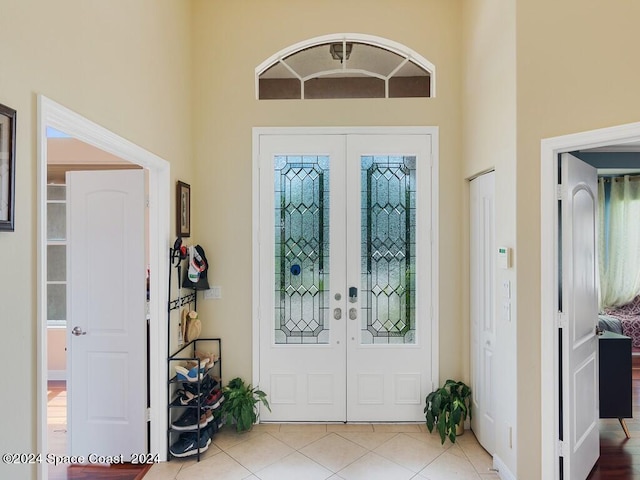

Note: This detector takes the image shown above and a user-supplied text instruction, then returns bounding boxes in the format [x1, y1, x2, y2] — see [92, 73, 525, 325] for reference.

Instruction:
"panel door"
[469, 171, 496, 453]
[258, 134, 348, 421]
[67, 169, 146, 458]
[345, 134, 432, 422]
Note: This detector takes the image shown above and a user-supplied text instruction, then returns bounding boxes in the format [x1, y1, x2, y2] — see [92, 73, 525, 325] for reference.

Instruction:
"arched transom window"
[256, 34, 435, 100]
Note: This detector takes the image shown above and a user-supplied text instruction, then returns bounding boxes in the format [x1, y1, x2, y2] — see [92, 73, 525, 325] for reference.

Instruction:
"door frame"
[541, 121, 640, 479]
[251, 126, 440, 408]
[36, 95, 171, 479]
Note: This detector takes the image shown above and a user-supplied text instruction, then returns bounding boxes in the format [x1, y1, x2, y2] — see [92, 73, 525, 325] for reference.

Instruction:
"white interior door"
[67, 169, 146, 458]
[469, 171, 496, 453]
[560, 153, 599, 479]
[257, 131, 433, 422]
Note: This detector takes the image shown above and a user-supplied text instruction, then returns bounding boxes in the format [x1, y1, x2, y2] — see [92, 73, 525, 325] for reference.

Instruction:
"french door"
[256, 130, 434, 422]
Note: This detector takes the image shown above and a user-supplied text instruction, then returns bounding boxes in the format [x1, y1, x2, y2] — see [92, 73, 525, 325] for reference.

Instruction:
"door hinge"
[556, 312, 567, 329]
[557, 440, 565, 457]
[556, 185, 563, 200]
[145, 195, 150, 208]
[146, 407, 151, 422]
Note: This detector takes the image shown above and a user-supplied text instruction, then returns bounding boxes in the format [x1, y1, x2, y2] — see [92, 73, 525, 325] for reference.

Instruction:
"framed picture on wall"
[0, 103, 16, 232]
[176, 181, 190, 238]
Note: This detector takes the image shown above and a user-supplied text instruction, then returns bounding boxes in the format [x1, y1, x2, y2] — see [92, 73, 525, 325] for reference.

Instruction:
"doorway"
[253, 127, 439, 423]
[37, 96, 171, 479]
[541, 121, 640, 479]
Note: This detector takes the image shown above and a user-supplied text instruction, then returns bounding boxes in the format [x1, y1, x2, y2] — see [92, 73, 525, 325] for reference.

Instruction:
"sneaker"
[182, 376, 217, 398]
[202, 389, 224, 410]
[169, 431, 212, 458]
[170, 388, 202, 407]
[171, 408, 213, 430]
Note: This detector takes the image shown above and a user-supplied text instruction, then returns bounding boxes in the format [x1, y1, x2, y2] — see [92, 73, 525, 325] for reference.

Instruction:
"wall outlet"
[204, 286, 222, 300]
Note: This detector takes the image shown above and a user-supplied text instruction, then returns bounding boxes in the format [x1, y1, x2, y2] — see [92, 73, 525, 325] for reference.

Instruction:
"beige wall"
[0, 1, 193, 478]
[462, 0, 517, 474]
[191, 0, 465, 383]
[516, 1, 640, 478]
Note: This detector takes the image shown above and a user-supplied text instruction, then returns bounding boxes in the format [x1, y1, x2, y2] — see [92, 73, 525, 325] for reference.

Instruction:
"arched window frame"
[255, 33, 436, 100]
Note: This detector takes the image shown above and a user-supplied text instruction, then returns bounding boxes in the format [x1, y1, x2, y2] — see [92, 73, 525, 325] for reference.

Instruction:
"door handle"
[72, 326, 87, 336]
[595, 325, 604, 336]
[334, 308, 342, 320]
[349, 308, 357, 320]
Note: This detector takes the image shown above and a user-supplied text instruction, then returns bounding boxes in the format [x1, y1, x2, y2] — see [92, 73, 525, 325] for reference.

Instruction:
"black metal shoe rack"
[167, 246, 222, 461]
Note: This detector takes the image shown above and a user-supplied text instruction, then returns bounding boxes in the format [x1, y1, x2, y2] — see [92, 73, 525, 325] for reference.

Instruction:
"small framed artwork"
[0, 103, 16, 232]
[176, 181, 191, 238]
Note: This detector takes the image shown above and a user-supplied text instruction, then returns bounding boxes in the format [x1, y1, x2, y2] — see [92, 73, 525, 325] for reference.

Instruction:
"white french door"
[256, 130, 434, 422]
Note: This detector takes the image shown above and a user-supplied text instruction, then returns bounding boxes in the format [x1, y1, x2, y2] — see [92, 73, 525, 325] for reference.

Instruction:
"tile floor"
[147, 423, 499, 480]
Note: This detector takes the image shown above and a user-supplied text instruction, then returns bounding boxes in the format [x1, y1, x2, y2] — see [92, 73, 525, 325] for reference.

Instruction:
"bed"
[599, 296, 640, 348]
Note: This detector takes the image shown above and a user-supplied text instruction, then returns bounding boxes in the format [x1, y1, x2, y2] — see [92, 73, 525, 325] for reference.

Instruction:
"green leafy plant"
[220, 377, 271, 432]
[424, 379, 472, 444]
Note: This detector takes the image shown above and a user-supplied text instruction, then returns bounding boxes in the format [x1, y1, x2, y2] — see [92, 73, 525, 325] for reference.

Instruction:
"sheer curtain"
[598, 175, 640, 310]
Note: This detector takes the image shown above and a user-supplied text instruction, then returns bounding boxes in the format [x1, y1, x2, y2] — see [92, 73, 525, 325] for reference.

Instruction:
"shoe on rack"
[170, 388, 202, 407]
[169, 430, 212, 458]
[182, 375, 217, 398]
[195, 350, 219, 366]
[202, 389, 224, 410]
[171, 408, 214, 431]
[175, 365, 203, 382]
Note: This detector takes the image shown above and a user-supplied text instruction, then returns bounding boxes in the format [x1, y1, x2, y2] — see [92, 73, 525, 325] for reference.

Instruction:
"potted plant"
[424, 379, 472, 444]
[220, 377, 271, 432]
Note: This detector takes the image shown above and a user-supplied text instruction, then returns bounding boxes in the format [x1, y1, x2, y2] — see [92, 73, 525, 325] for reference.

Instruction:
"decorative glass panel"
[274, 155, 330, 344]
[47, 185, 66, 201]
[47, 245, 66, 281]
[47, 203, 66, 240]
[47, 283, 66, 321]
[361, 155, 416, 345]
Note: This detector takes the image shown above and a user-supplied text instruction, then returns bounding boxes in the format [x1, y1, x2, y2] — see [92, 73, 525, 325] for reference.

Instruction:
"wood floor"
[587, 355, 640, 479]
[47, 381, 150, 480]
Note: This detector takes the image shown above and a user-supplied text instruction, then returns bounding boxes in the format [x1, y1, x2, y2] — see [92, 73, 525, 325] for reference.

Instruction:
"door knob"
[334, 308, 342, 320]
[349, 308, 357, 320]
[72, 326, 87, 336]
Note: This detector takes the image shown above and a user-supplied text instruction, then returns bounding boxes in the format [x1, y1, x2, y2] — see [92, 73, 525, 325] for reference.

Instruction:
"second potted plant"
[220, 377, 271, 432]
[424, 379, 472, 444]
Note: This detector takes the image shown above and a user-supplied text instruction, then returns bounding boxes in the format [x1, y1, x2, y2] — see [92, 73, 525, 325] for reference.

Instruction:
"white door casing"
[67, 169, 146, 459]
[560, 153, 599, 479]
[255, 128, 436, 422]
[469, 171, 496, 453]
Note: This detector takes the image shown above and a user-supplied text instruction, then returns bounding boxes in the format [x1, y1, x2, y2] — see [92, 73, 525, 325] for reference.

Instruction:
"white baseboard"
[48, 370, 66, 381]
[493, 455, 516, 480]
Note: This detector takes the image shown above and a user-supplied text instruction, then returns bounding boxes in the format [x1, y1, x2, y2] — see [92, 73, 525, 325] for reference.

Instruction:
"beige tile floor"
[148, 423, 500, 480]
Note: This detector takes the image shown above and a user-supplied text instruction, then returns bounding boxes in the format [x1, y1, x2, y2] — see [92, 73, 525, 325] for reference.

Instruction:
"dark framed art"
[176, 181, 191, 237]
[0, 103, 16, 232]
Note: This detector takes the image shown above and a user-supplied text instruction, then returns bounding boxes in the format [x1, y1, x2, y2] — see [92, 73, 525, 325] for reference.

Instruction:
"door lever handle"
[72, 326, 87, 336]
[595, 325, 604, 336]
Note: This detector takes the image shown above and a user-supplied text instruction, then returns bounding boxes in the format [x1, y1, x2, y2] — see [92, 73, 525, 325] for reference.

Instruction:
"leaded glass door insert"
[258, 130, 434, 423]
[274, 155, 330, 344]
[361, 155, 416, 345]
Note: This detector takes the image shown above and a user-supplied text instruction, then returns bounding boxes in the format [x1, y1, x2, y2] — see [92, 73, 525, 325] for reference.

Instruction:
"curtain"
[598, 175, 640, 310]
